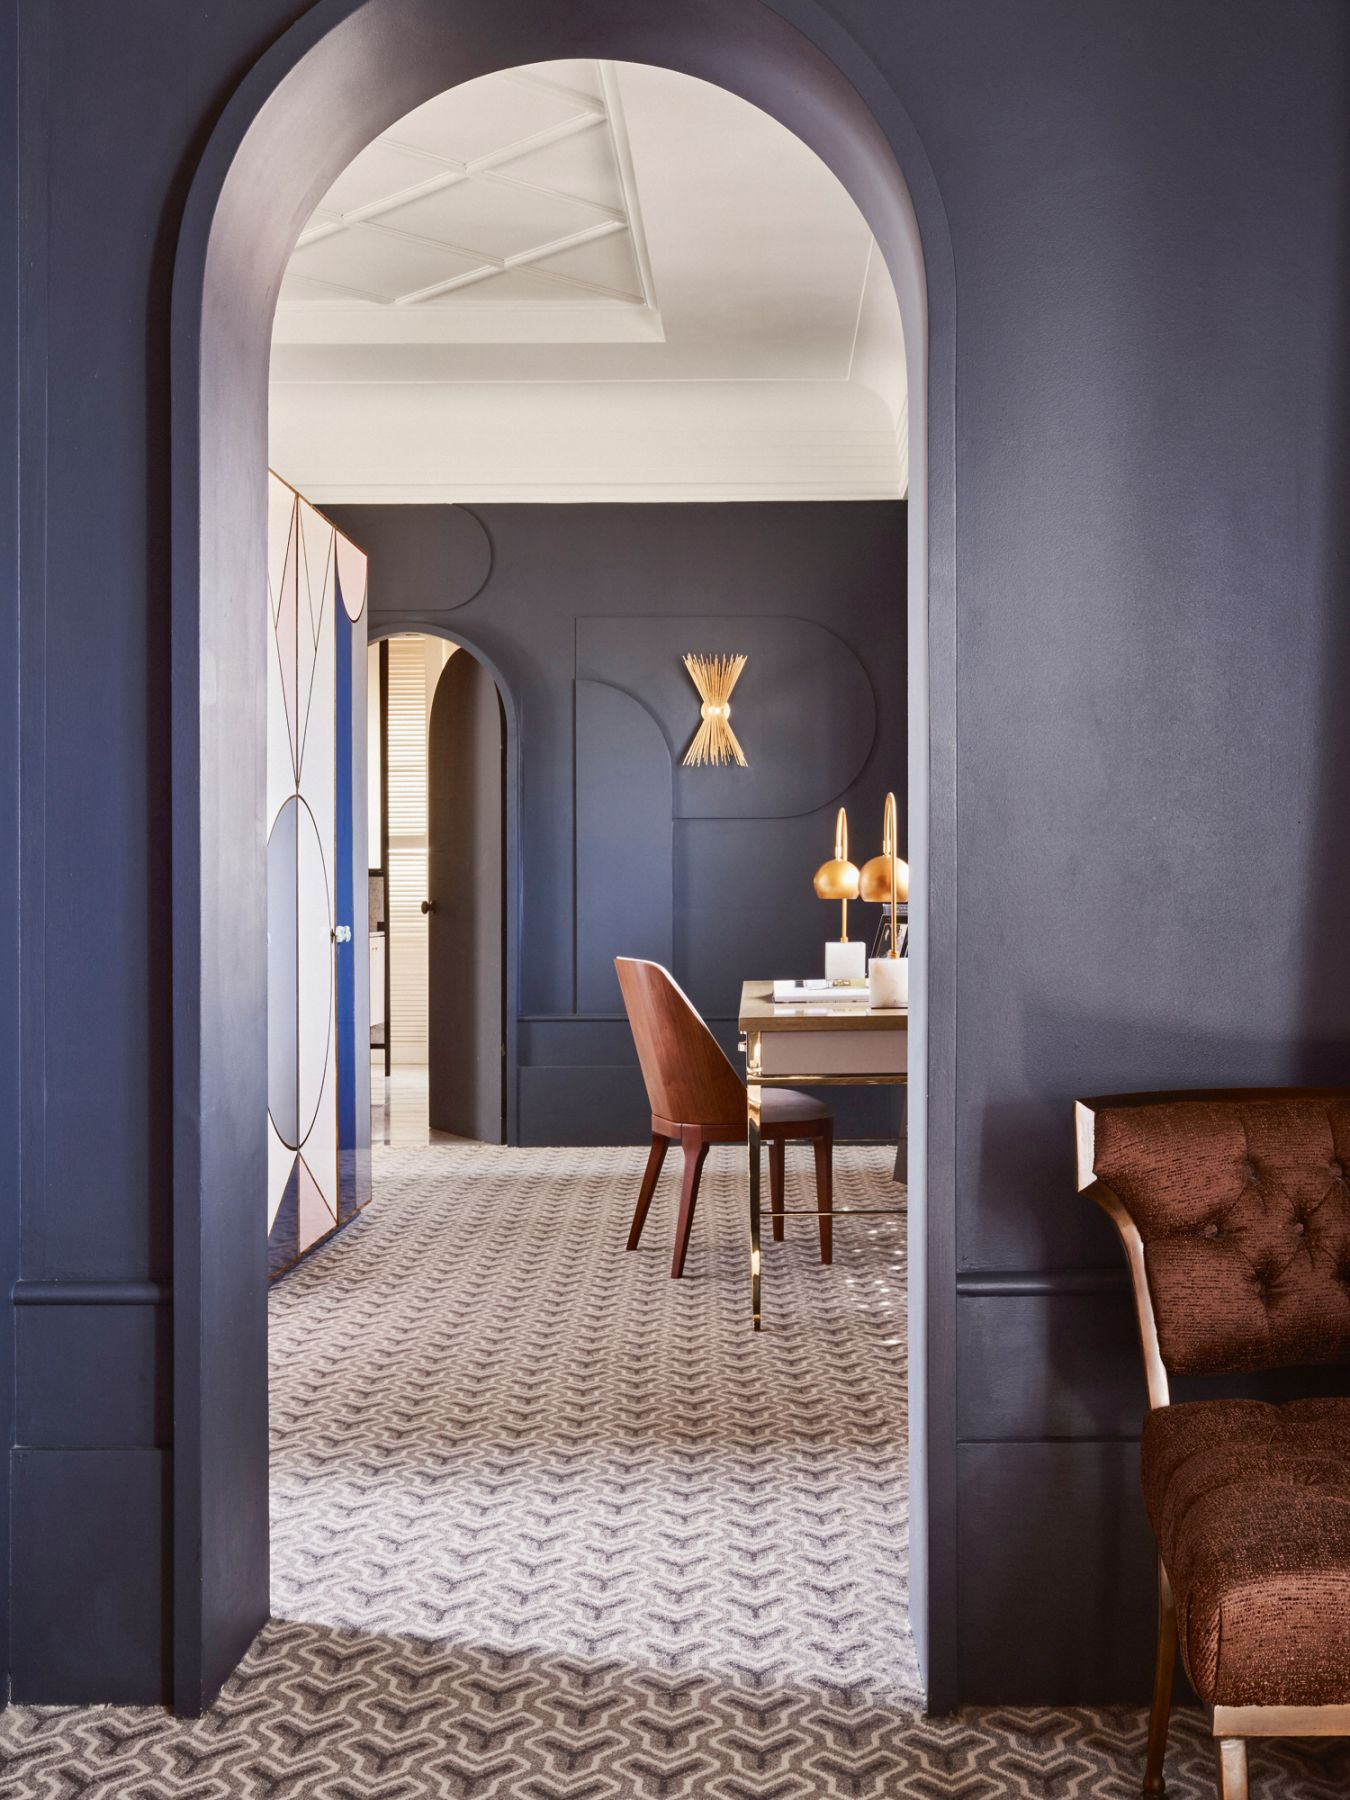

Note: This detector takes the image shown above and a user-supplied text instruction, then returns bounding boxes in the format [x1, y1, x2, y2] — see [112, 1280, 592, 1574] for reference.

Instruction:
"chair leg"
[1142, 1558, 1177, 1795]
[769, 1137, 786, 1240]
[627, 1133, 670, 1251]
[1216, 1739, 1248, 1800]
[671, 1129, 710, 1279]
[813, 1125, 833, 1264]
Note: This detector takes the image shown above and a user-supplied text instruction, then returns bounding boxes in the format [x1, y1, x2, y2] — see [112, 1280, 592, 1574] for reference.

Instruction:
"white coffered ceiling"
[276, 61, 659, 344]
[270, 61, 906, 501]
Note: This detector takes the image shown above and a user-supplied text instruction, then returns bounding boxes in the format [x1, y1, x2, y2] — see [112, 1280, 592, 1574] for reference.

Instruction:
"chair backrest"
[1077, 1088, 1350, 1395]
[615, 958, 747, 1130]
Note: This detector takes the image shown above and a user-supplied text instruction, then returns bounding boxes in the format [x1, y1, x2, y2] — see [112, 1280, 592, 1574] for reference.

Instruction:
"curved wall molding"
[322, 501, 494, 609]
[577, 613, 877, 819]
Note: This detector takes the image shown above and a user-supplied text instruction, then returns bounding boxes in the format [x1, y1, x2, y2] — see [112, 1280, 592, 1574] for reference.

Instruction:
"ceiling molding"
[597, 61, 657, 314]
[299, 480, 905, 504]
[269, 60, 908, 499]
[275, 60, 660, 347]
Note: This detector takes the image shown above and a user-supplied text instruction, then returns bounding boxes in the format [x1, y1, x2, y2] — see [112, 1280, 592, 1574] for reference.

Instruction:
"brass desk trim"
[746, 1071, 904, 1087]
[770, 1206, 906, 1216]
[739, 981, 908, 1331]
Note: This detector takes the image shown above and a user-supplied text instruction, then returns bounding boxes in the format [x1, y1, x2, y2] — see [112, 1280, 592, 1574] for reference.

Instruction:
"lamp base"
[868, 956, 909, 1009]
[825, 939, 867, 981]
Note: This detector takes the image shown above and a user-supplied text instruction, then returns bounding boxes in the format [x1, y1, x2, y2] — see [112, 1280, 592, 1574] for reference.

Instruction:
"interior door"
[427, 648, 505, 1141]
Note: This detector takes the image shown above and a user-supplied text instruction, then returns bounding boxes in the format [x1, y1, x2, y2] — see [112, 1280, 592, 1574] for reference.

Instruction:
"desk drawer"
[758, 1029, 907, 1078]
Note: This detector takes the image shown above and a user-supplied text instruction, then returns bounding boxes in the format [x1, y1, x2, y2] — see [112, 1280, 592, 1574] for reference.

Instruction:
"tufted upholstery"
[1141, 1398, 1350, 1705]
[1092, 1097, 1350, 1375]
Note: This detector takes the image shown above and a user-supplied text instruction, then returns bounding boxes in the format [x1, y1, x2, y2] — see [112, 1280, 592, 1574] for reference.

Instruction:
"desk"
[738, 980, 908, 1330]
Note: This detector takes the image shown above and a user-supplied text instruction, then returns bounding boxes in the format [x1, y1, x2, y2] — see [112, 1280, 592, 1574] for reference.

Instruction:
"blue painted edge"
[0, 0, 25, 1709]
[334, 594, 355, 1169]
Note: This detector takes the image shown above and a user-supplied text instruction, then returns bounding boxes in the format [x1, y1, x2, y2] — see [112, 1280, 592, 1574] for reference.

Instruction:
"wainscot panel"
[11, 1448, 170, 1705]
[15, 1299, 170, 1450]
[955, 1439, 1157, 1705]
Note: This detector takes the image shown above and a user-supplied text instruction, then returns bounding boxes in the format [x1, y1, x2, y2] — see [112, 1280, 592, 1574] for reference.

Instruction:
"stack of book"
[771, 978, 870, 1005]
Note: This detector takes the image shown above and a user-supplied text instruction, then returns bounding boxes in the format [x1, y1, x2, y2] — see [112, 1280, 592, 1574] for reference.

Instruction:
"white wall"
[271, 379, 903, 504]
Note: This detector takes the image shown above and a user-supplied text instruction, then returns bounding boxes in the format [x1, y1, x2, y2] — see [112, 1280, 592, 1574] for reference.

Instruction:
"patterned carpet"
[2, 1140, 1348, 1796]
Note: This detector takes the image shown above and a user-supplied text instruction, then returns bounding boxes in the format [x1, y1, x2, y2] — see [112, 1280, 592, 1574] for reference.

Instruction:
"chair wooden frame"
[1076, 1087, 1350, 1800]
[627, 1109, 834, 1279]
[618, 958, 833, 1279]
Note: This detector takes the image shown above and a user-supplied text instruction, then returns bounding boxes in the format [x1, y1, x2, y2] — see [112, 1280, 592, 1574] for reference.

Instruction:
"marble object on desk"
[825, 938, 867, 981]
[869, 955, 908, 1009]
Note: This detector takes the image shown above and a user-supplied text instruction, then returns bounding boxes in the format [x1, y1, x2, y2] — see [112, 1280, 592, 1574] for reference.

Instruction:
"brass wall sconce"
[814, 806, 864, 979]
[681, 653, 748, 767]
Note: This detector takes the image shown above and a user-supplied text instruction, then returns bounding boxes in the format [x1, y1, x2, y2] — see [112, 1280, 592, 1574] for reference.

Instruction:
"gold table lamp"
[814, 807, 864, 979]
[860, 791, 909, 1005]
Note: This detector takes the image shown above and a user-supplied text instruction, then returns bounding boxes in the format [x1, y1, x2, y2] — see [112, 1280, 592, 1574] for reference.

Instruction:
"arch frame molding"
[170, 0, 958, 1715]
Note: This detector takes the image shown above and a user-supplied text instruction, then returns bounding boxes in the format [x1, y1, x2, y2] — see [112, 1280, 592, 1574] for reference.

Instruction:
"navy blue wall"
[4, 0, 1350, 1710]
[331, 502, 908, 1147]
[0, 0, 20, 1712]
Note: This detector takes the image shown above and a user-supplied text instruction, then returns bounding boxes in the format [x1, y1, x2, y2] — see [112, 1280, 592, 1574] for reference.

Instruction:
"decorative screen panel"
[267, 473, 369, 1278]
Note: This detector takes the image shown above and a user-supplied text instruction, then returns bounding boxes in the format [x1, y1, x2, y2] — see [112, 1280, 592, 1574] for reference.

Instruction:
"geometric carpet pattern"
[2, 1141, 1349, 1797]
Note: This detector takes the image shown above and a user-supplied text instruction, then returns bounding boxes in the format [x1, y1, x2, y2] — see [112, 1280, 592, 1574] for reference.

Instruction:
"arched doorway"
[368, 625, 519, 1146]
[170, 0, 956, 1715]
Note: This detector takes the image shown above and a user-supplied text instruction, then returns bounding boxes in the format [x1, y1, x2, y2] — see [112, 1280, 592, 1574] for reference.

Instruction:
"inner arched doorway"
[171, 0, 956, 1716]
[369, 625, 518, 1147]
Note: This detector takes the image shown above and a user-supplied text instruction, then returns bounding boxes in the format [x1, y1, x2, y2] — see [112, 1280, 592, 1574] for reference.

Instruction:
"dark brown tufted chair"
[1076, 1089, 1350, 1800]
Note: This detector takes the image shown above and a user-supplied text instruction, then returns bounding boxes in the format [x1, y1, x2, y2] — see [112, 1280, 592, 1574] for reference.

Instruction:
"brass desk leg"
[748, 1079, 763, 1331]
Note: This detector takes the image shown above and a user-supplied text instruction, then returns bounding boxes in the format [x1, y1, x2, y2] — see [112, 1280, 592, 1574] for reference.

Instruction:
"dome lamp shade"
[814, 807, 860, 943]
[859, 792, 907, 956]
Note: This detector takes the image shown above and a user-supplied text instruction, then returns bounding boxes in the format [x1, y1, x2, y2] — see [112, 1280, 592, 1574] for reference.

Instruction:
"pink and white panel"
[266, 473, 367, 1276]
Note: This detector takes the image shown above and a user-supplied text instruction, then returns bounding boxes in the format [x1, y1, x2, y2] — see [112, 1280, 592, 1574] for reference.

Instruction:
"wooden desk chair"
[616, 957, 833, 1278]
[1077, 1088, 1350, 1799]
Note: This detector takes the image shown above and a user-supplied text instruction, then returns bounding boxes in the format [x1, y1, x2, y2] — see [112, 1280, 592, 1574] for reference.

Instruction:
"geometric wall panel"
[267, 472, 370, 1279]
[575, 613, 877, 819]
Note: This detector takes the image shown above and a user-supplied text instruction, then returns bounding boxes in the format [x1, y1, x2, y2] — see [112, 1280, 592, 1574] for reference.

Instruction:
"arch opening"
[366, 624, 516, 1148]
[172, 0, 955, 1719]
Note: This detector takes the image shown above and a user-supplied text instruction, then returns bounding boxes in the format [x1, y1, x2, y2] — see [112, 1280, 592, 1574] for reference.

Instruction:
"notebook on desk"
[771, 978, 870, 1005]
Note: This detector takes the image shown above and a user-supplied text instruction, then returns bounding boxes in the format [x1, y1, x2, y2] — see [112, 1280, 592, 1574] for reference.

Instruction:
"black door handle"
[421, 899, 438, 915]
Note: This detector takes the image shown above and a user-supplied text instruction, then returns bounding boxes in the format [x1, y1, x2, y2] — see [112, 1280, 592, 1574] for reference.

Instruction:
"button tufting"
[1332, 1160, 1346, 1180]
[1202, 1221, 1221, 1239]
[1293, 1220, 1307, 1236]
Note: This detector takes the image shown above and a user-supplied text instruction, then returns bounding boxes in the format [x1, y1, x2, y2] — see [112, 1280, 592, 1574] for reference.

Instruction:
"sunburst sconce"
[681, 654, 748, 768]
[814, 806, 865, 980]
